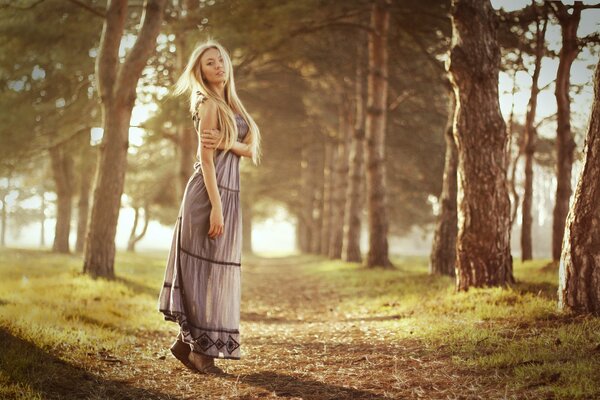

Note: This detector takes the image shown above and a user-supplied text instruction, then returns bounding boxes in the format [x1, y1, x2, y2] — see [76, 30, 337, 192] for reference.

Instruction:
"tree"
[558, 58, 600, 314]
[365, 0, 393, 268]
[342, 39, 367, 263]
[448, 0, 513, 290]
[429, 81, 457, 276]
[521, 4, 548, 261]
[549, 1, 600, 261]
[83, 0, 167, 278]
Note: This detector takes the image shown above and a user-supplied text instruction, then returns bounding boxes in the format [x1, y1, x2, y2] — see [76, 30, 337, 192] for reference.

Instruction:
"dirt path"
[47, 255, 519, 399]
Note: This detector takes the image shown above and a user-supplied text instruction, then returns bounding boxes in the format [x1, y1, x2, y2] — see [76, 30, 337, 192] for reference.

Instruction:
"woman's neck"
[210, 83, 226, 101]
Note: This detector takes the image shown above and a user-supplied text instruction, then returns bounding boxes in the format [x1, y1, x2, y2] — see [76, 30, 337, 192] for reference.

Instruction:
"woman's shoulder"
[192, 92, 217, 121]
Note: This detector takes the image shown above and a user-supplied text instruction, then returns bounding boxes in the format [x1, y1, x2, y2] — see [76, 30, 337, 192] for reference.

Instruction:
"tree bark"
[448, 0, 514, 290]
[521, 10, 548, 261]
[343, 43, 366, 263]
[558, 58, 600, 314]
[550, 3, 582, 261]
[84, 0, 166, 279]
[429, 82, 457, 277]
[49, 143, 74, 254]
[329, 100, 351, 259]
[365, 0, 392, 268]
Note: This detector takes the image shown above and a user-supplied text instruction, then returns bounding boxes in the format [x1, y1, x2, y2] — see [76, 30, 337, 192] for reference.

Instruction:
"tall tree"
[548, 1, 598, 261]
[365, 0, 393, 268]
[329, 96, 352, 259]
[48, 141, 75, 253]
[320, 141, 334, 256]
[429, 81, 457, 277]
[342, 41, 367, 263]
[558, 58, 600, 314]
[448, 0, 513, 290]
[521, 5, 548, 261]
[75, 138, 96, 253]
[83, 0, 167, 278]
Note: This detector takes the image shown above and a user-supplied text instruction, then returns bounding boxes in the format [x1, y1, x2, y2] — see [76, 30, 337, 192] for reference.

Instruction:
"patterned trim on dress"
[180, 247, 241, 267]
[161, 309, 241, 360]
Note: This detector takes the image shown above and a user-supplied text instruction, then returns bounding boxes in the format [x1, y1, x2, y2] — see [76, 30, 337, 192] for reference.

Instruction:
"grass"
[0, 248, 599, 399]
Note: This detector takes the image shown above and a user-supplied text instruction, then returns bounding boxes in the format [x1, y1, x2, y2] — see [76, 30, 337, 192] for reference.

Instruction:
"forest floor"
[0, 248, 599, 400]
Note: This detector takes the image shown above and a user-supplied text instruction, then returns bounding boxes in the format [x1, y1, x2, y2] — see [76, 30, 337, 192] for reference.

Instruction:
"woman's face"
[199, 48, 227, 86]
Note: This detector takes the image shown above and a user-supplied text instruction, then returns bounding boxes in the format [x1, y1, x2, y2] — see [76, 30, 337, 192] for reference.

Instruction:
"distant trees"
[558, 58, 600, 314]
[448, 0, 513, 290]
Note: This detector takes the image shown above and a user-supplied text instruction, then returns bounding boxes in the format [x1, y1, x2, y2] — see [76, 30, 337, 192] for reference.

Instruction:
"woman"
[158, 39, 261, 374]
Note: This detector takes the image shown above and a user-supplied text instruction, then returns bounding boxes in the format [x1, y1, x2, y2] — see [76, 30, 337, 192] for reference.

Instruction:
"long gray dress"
[158, 97, 247, 360]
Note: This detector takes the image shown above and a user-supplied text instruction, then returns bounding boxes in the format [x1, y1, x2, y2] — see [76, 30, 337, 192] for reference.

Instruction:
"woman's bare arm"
[198, 100, 224, 237]
[201, 128, 255, 159]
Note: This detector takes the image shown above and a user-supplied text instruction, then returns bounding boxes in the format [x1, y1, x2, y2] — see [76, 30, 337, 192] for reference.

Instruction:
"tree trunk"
[551, 3, 581, 261]
[365, 0, 392, 268]
[448, 0, 514, 290]
[429, 83, 457, 277]
[84, 0, 166, 279]
[320, 141, 333, 255]
[521, 11, 548, 261]
[40, 192, 46, 247]
[329, 101, 351, 259]
[49, 143, 74, 254]
[0, 191, 6, 248]
[127, 205, 150, 252]
[76, 143, 95, 253]
[343, 43, 366, 263]
[310, 153, 323, 254]
[300, 139, 313, 254]
[558, 58, 600, 314]
[0, 172, 11, 248]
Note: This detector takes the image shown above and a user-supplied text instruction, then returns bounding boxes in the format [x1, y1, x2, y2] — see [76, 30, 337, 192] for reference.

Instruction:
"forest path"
[87, 254, 512, 400]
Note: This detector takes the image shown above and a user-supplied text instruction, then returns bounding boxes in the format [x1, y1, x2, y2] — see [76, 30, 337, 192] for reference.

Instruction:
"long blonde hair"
[172, 39, 261, 165]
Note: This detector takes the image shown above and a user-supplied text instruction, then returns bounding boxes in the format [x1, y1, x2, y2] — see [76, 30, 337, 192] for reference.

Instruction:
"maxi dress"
[158, 96, 247, 360]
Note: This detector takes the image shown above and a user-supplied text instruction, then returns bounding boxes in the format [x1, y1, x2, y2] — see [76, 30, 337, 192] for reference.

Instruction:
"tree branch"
[66, 0, 105, 18]
[115, 0, 167, 100]
[96, 0, 128, 102]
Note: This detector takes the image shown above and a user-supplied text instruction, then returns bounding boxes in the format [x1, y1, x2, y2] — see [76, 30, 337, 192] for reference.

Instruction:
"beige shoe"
[188, 351, 224, 374]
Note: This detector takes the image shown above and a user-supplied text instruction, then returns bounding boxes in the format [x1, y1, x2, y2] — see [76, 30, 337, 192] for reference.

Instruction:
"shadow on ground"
[216, 370, 382, 399]
[0, 328, 176, 400]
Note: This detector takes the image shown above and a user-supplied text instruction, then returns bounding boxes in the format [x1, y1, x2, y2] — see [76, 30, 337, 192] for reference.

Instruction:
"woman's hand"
[202, 129, 224, 150]
[208, 206, 224, 239]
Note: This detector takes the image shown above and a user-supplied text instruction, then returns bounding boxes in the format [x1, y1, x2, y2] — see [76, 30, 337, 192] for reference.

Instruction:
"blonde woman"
[158, 39, 261, 374]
